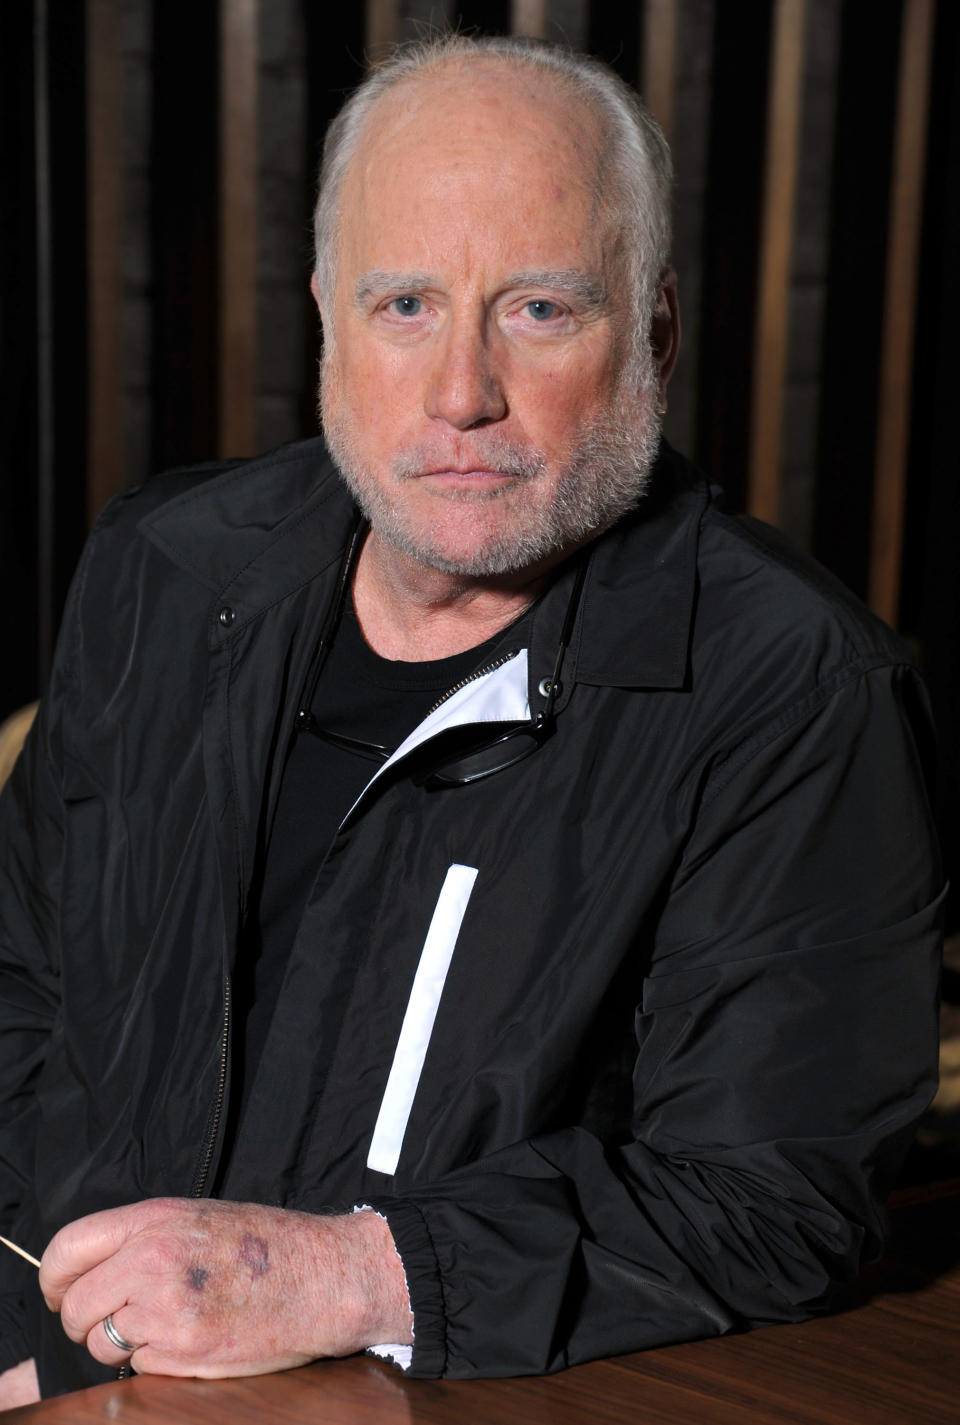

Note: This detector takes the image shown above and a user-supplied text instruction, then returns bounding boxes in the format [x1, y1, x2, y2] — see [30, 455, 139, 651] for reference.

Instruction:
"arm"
[33, 664, 943, 1381]
[39, 1199, 410, 1376]
[0, 700, 64, 1379]
[0, 530, 106, 1385]
[370, 663, 943, 1376]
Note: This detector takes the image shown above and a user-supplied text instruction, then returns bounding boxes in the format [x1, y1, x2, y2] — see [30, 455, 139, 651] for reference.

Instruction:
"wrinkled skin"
[317, 60, 679, 660]
[38, 1199, 410, 1379]
[8, 57, 680, 1401]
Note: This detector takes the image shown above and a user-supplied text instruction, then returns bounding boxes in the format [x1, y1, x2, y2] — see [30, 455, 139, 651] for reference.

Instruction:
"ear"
[310, 270, 323, 317]
[649, 269, 681, 408]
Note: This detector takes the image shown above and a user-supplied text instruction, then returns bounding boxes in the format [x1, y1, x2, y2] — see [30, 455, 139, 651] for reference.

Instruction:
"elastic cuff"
[366, 1199, 447, 1377]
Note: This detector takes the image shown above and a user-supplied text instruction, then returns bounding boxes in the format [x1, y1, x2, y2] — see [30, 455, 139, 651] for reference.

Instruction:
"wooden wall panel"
[366, 0, 400, 59]
[694, 3, 773, 510]
[2, 0, 955, 773]
[86, 0, 124, 523]
[747, 0, 806, 525]
[660, 0, 714, 459]
[512, 0, 548, 36]
[642, 0, 678, 142]
[34, 0, 55, 681]
[901, 1, 960, 934]
[45, 0, 88, 666]
[812, 2, 901, 600]
[218, 0, 259, 457]
[151, 1, 220, 470]
[0, 1, 42, 715]
[868, 0, 935, 625]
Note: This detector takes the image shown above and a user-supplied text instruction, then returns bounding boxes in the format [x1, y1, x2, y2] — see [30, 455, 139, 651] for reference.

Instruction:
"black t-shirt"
[221, 600, 518, 1166]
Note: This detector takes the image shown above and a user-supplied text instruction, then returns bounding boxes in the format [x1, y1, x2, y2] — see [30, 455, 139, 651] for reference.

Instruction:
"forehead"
[336, 62, 609, 280]
[358, 60, 602, 165]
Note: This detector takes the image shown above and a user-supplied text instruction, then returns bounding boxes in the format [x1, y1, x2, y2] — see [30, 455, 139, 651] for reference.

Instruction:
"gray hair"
[313, 34, 672, 349]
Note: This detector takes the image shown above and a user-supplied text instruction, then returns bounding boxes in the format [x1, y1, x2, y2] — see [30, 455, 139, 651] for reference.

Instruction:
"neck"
[352, 533, 545, 661]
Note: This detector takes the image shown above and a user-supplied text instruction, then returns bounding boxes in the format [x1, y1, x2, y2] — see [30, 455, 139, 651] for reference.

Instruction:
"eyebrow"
[503, 270, 609, 309]
[354, 271, 434, 306]
[353, 268, 609, 309]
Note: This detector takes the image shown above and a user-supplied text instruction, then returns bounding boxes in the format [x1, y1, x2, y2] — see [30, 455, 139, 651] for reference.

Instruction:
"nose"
[424, 314, 507, 429]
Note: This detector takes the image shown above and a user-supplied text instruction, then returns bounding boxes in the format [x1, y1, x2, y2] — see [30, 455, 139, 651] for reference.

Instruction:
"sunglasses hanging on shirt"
[294, 515, 588, 787]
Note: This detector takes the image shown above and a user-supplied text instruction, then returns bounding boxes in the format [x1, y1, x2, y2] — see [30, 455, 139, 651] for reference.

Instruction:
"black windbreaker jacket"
[0, 439, 943, 1393]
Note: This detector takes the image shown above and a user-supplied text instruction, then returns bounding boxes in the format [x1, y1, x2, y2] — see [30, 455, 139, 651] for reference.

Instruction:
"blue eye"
[527, 300, 557, 321]
[392, 296, 422, 316]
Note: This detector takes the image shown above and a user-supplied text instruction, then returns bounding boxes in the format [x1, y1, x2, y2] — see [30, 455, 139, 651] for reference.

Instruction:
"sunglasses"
[296, 516, 586, 788]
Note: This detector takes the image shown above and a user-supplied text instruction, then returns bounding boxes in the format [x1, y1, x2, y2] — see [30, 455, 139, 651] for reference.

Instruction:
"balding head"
[312, 36, 680, 582]
[313, 36, 672, 356]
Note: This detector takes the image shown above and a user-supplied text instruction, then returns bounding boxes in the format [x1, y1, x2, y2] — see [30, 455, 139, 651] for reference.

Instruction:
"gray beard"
[320, 361, 662, 578]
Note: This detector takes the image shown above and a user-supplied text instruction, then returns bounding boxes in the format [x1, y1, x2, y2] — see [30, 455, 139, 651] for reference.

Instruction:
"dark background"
[1, 0, 958, 946]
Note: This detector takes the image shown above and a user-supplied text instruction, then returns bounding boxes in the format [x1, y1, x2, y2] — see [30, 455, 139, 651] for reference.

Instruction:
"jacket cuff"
[367, 1198, 447, 1377]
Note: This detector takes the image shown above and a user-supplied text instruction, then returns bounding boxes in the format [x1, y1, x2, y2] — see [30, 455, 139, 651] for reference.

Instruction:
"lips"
[419, 467, 512, 478]
[393, 442, 546, 483]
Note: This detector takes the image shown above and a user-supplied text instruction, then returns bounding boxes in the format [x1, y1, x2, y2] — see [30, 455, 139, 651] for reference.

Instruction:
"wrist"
[300, 1208, 412, 1358]
[338, 1208, 413, 1351]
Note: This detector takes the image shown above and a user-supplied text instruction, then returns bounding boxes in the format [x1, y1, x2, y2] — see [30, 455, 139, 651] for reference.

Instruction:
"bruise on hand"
[182, 1222, 269, 1308]
[238, 1234, 269, 1279]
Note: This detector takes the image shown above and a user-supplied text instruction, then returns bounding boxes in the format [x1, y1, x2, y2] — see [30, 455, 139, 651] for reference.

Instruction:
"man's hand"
[0, 1358, 40, 1410]
[38, 1199, 411, 1379]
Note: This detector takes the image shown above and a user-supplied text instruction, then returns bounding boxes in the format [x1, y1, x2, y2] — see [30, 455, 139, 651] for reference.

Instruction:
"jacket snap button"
[538, 677, 559, 698]
[218, 606, 235, 628]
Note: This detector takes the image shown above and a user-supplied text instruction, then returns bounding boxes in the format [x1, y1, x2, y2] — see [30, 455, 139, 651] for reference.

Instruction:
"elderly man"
[0, 35, 942, 1404]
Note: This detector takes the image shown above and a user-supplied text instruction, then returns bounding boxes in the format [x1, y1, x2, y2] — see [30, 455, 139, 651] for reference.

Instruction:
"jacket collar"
[530, 443, 708, 695]
[138, 437, 706, 690]
[138, 439, 355, 638]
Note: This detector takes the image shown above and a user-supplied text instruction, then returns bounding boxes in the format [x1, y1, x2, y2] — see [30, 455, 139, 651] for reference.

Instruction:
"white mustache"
[392, 439, 546, 482]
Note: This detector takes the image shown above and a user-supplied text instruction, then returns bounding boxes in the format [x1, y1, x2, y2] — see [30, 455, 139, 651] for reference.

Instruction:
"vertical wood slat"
[747, 0, 806, 526]
[86, 0, 124, 526]
[34, 0, 54, 680]
[641, 0, 678, 143]
[366, 0, 400, 62]
[868, 0, 935, 625]
[218, 0, 258, 458]
[512, 0, 548, 38]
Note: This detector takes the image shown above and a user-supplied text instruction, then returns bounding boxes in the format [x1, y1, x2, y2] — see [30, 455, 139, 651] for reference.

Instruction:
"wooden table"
[7, 1182, 959, 1424]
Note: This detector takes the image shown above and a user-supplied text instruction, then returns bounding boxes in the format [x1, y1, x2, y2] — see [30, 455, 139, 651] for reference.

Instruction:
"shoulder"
[627, 446, 920, 750]
[695, 498, 909, 673]
[55, 439, 350, 693]
[89, 437, 342, 546]
[72, 437, 349, 598]
[681, 494, 920, 770]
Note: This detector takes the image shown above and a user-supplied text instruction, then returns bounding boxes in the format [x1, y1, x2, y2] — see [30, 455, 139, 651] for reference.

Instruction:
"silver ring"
[102, 1313, 138, 1355]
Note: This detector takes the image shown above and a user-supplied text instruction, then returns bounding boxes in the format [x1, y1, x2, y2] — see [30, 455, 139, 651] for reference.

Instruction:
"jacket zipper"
[119, 650, 516, 1380]
[117, 652, 519, 1380]
[191, 977, 231, 1199]
[189, 974, 230, 1197]
[425, 648, 520, 718]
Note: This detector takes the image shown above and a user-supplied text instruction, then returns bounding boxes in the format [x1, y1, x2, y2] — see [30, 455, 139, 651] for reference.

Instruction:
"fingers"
[37, 1198, 350, 1378]
[88, 1311, 143, 1367]
[57, 1255, 133, 1347]
[40, 1203, 134, 1309]
[54, 1216, 186, 1346]
[39, 1199, 178, 1311]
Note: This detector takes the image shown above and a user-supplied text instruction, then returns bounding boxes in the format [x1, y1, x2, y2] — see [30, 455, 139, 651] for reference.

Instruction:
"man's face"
[319, 65, 662, 578]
